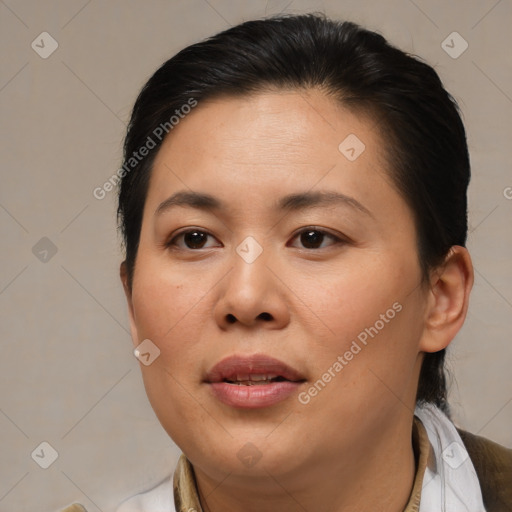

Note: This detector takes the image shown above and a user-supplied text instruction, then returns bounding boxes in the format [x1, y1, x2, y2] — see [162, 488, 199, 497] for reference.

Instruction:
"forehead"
[146, 89, 395, 217]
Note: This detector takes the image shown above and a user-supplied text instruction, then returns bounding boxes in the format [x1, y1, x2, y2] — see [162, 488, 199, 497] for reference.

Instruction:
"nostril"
[225, 312, 271, 323]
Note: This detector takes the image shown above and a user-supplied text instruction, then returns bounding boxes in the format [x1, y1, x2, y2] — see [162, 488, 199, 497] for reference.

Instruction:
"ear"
[120, 261, 139, 348]
[419, 246, 474, 353]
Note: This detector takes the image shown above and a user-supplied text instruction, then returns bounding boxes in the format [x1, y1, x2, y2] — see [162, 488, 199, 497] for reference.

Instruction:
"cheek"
[132, 265, 208, 345]
[298, 298, 423, 447]
[301, 257, 423, 394]
[131, 272, 212, 441]
[305, 260, 404, 341]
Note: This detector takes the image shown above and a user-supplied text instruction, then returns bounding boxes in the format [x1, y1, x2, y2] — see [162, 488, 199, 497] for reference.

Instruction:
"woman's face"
[122, 89, 430, 481]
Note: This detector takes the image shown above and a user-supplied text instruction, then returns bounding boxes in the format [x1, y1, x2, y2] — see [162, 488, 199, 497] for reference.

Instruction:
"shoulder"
[59, 476, 174, 512]
[115, 476, 175, 512]
[457, 428, 512, 512]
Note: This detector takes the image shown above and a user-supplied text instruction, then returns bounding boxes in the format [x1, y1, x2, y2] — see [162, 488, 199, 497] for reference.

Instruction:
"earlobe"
[419, 246, 474, 353]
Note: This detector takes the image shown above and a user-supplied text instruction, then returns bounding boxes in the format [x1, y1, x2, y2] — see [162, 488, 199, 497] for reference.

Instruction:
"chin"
[182, 429, 310, 480]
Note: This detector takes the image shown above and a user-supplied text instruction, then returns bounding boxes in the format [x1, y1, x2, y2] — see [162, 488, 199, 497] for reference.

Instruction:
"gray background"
[0, 1, 511, 511]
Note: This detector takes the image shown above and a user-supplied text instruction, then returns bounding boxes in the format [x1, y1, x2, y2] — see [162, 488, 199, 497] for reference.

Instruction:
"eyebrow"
[154, 190, 373, 218]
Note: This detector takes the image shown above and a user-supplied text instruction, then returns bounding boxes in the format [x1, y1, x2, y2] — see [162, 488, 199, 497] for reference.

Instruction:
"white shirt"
[115, 476, 175, 512]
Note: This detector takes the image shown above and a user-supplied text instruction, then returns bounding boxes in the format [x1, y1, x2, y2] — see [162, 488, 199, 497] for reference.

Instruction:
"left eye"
[288, 228, 342, 250]
[166, 228, 342, 251]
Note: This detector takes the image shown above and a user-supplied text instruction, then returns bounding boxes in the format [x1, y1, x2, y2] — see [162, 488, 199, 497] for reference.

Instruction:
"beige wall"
[1, 1, 511, 510]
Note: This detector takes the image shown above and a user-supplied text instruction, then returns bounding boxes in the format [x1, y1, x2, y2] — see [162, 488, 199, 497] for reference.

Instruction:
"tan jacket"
[457, 428, 512, 511]
[62, 419, 512, 512]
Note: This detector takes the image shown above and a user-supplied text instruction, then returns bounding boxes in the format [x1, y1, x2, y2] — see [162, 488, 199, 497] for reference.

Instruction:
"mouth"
[205, 354, 306, 409]
[222, 374, 291, 386]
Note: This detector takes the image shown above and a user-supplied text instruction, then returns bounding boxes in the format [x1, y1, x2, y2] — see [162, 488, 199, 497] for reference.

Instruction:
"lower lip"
[208, 381, 302, 408]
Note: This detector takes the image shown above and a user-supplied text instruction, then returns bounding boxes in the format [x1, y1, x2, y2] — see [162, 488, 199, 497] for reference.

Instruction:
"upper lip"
[205, 354, 306, 383]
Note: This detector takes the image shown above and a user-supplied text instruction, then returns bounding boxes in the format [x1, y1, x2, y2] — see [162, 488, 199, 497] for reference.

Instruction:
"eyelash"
[165, 226, 347, 251]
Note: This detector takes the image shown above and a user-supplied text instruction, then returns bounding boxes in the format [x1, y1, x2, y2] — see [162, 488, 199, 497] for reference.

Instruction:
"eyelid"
[166, 226, 348, 251]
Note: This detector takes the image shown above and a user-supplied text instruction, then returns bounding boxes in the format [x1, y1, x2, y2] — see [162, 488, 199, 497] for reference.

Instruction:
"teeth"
[250, 374, 278, 381]
[234, 380, 270, 386]
[227, 373, 281, 385]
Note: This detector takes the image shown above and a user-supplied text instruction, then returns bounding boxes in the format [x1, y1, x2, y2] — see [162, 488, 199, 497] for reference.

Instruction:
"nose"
[214, 244, 290, 330]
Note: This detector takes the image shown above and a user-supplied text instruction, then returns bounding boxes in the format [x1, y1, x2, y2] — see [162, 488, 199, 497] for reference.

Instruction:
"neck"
[193, 415, 417, 512]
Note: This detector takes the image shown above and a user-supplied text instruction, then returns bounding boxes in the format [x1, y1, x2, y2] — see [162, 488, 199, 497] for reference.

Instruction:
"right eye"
[165, 229, 221, 250]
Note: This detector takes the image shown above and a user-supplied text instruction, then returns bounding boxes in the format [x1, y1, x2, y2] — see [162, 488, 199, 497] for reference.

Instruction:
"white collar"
[414, 402, 485, 512]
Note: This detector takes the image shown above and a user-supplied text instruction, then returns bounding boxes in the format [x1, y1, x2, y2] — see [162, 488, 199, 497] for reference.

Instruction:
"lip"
[205, 354, 306, 409]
